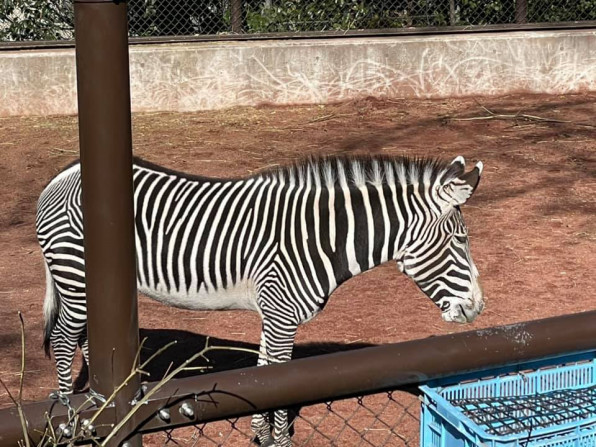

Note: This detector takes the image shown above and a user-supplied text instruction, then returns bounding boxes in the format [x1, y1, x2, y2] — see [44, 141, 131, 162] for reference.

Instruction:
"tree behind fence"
[1, 0, 596, 41]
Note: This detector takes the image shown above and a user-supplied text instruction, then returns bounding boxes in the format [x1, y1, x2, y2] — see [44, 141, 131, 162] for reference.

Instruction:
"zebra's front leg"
[251, 321, 297, 447]
[251, 331, 274, 446]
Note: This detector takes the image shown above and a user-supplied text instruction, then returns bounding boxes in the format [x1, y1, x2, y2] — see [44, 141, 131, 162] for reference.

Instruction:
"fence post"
[230, 0, 243, 33]
[515, 0, 528, 23]
[73, 0, 140, 445]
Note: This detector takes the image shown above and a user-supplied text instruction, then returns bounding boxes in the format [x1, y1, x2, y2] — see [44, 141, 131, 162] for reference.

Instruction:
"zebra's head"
[396, 156, 484, 324]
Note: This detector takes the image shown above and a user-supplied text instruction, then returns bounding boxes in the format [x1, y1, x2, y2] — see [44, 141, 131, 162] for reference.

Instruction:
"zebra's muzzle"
[442, 302, 480, 324]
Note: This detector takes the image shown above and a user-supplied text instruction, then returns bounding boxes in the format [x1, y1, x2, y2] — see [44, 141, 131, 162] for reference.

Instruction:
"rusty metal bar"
[73, 0, 140, 446]
[1, 311, 595, 444]
[0, 397, 116, 445]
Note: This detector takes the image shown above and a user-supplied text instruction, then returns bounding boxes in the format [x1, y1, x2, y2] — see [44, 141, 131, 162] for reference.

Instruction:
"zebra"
[37, 154, 484, 446]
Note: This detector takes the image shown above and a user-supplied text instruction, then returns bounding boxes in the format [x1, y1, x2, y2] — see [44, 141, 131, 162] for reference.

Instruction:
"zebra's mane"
[70, 155, 462, 189]
[261, 155, 463, 188]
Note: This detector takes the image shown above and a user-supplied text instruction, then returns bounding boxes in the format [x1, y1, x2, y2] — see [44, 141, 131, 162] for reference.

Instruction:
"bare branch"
[101, 343, 260, 446]
[0, 313, 31, 447]
[87, 340, 178, 428]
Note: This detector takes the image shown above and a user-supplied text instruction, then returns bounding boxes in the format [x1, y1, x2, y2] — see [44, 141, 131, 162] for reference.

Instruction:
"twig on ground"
[308, 113, 336, 123]
[449, 105, 596, 128]
[307, 113, 356, 124]
[49, 148, 78, 157]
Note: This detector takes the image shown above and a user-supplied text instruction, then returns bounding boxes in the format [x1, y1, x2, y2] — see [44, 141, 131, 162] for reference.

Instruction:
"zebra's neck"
[270, 175, 412, 297]
[324, 180, 408, 281]
[262, 156, 455, 290]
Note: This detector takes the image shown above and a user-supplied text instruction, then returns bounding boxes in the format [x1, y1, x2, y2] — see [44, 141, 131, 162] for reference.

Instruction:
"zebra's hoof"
[258, 438, 275, 447]
[252, 433, 274, 446]
[273, 438, 292, 447]
[49, 390, 72, 404]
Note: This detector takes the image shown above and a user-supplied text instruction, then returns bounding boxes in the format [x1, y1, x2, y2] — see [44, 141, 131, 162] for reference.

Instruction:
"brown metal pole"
[73, 1, 140, 446]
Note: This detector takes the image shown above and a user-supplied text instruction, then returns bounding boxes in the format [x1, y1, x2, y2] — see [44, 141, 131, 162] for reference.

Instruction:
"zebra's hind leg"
[50, 330, 79, 395]
[80, 336, 89, 366]
[251, 321, 297, 447]
[49, 306, 87, 395]
[72, 335, 90, 392]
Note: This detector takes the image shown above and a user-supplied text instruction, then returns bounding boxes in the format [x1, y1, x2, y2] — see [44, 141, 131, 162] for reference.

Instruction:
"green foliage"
[127, 0, 228, 37]
[245, 0, 422, 33]
[448, 0, 514, 26]
[0, 0, 73, 41]
[529, 0, 596, 22]
[1, 0, 595, 41]
[243, 0, 596, 33]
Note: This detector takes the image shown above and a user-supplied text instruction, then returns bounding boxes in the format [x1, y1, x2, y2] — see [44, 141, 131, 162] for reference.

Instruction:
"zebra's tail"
[42, 261, 60, 358]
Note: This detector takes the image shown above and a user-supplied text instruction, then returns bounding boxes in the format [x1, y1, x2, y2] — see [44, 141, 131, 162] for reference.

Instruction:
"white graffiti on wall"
[1, 31, 595, 116]
[128, 32, 596, 112]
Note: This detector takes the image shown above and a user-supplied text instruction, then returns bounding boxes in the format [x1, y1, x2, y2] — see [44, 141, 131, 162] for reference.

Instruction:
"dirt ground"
[0, 94, 595, 444]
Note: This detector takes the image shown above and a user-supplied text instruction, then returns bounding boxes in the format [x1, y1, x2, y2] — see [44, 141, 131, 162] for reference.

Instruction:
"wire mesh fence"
[1, 0, 596, 42]
[145, 390, 421, 446]
[452, 385, 596, 436]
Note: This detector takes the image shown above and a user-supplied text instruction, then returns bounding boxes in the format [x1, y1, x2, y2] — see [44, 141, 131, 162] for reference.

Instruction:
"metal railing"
[2, 0, 596, 42]
[2, 311, 596, 446]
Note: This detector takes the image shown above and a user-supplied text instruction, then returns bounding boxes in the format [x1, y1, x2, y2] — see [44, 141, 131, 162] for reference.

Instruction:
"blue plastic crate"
[419, 352, 596, 447]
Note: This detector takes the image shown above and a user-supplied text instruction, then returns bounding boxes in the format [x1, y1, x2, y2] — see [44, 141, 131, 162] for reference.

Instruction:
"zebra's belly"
[137, 280, 260, 313]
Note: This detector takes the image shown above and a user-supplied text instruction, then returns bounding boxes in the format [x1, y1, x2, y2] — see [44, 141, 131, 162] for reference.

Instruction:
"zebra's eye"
[453, 235, 467, 245]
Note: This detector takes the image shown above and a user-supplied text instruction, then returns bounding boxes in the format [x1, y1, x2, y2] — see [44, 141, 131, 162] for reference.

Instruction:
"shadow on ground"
[333, 97, 595, 215]
[73, 328, 375, 392]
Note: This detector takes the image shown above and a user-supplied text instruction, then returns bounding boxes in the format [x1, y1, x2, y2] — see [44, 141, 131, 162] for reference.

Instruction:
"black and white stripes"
[37, 154, 484, 446]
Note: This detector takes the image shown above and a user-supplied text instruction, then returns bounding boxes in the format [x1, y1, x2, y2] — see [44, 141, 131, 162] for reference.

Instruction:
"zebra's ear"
[441, 161, 483, 207]
[450, 156, 466, 175]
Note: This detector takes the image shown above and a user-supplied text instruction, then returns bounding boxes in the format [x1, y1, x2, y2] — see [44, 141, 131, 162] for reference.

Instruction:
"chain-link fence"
[145, 390, 421, 446]
[1, 0, 596, 42]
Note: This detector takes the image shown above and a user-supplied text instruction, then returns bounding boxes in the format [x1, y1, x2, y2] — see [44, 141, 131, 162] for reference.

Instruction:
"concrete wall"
[1, 30, 595, 116]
